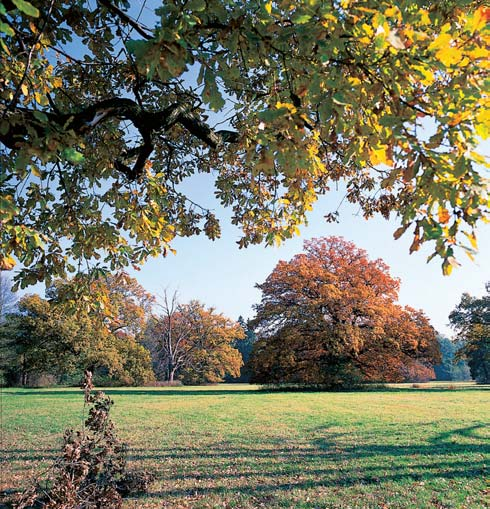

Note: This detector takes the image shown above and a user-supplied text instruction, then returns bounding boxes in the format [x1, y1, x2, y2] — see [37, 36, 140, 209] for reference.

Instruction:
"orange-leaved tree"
[144, 293, 244, 384]
[249, 236, 440, 386]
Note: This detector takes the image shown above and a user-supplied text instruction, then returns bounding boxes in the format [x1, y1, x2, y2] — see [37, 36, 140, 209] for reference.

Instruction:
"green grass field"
[1, 383, 489, 508]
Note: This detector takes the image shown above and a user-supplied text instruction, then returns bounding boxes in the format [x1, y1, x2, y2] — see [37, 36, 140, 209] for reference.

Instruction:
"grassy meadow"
[1, 383, 488, 508]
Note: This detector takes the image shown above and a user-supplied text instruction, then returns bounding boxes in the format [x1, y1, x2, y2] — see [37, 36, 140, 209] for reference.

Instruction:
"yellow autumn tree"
[0, 1, 488, 285]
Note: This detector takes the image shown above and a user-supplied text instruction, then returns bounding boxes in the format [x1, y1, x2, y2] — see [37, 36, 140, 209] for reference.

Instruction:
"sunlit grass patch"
[1, 383, 488, 508]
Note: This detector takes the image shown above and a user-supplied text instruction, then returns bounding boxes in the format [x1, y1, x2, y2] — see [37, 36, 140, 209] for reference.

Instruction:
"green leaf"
[379, 115, 400, 127]
[424, 223, 443, 240]
[62, 148, 85, 164]
[11, 0, 39, 17]
[0, 120, 9, 135]
[291, 13, 312, 24]
[0, 21, 15, 36]
[203, 68, 225, 112]
[188, 0, 206, 12]
[258, 108, 284, 122]
[125, 39, 150, 59]
[332, 92, 349, 106]
[453, 157, 467, 178]
[15, 151, 31, 170]
[33, 111, 49, 123]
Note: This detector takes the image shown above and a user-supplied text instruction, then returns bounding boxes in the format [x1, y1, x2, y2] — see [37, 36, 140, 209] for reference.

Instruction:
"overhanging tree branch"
[0, 98, 239, 180]
[97, 0, 153, 40]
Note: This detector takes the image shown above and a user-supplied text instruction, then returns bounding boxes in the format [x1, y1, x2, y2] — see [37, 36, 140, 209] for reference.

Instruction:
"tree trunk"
[21, 355, 28, 386]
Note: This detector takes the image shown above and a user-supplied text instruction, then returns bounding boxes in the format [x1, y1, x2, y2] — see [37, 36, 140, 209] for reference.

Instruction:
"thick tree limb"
[0, 98, 239, 180]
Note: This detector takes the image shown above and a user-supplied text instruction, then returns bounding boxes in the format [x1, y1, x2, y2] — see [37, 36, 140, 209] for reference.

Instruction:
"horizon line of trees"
[1, 237, 486, 388]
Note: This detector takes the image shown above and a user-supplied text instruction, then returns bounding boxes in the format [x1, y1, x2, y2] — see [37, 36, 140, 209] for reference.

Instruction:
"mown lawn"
[1, 383, 488, 508]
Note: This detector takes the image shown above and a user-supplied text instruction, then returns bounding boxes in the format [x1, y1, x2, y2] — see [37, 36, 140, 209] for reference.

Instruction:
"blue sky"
[127, 171, 489, 338]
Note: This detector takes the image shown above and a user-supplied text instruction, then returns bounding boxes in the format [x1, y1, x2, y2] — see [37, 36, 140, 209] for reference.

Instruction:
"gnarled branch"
[0, 98, 239, 180]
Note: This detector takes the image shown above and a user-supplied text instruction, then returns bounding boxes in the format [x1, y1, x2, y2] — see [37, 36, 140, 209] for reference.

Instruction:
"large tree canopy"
[249, 237, 440, 385]
[1, 0, 488, 286]
[0, 293, 155, 386]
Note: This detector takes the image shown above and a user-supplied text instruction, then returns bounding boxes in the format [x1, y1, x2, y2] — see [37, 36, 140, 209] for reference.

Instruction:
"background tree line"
[0, 274, 246, 387]
[1, 237, 486, 388]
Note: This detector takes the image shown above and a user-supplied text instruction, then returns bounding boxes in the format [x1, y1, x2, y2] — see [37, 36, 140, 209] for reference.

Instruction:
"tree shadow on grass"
[2, 425, 487, 504]
[126, 424, 488, 499]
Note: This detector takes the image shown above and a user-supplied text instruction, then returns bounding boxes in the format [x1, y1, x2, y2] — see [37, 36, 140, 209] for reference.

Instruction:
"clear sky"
[125, 171, 489, 339]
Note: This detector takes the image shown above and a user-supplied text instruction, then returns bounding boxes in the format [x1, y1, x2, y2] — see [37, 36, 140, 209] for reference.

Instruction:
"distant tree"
[434, 336, 471, 381]
[226, 316, 257, 382]
[449, 285, 490, 383]
[45, 272, 156, 385]
[144, 294, 244, 384]
[48, 271, 155, 338]
[0, 292, 154, 387]
[0, 272, 17, 321]
[250, 237, 440, 387]
[0, 294, 95, 386]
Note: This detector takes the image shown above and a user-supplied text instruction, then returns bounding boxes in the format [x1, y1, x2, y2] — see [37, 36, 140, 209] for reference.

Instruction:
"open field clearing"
[1, 383, 489, 509]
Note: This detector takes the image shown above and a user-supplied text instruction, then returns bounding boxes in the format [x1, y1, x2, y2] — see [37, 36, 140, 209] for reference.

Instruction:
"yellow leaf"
[428, 33, 452, 51]
[265, 1, 272, 14]
[435, 46, 463, 66]
[413, 64, 435, 85]
[276, 101, 297, 113]
[470, 151, 489, 166]
[475, 109, 490, 139]
[466, 6, 490, 33]
[0, 255, 16, 270]
[361, 23, 374, 37]
[438, 207, 450, 224]
[464, 231, 478, 249]
[34, 91, 48, 105]
[448, 112, 463, 126]
[384, 6, 399, 18]
[419, 9, 431, 25]
[442, 262, 453, 276]
[369, 145, 392, 166]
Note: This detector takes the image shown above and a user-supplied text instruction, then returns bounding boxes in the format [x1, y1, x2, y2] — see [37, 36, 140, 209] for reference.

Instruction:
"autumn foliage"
[0, 273, 156, 386]
[144, 295, 244, 384]
[1, 2, 488, 285]
[250, 237, 440, 386]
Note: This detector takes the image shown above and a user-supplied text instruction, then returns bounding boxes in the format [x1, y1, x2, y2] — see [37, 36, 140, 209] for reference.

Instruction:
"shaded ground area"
[1, 383, 488, 508]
